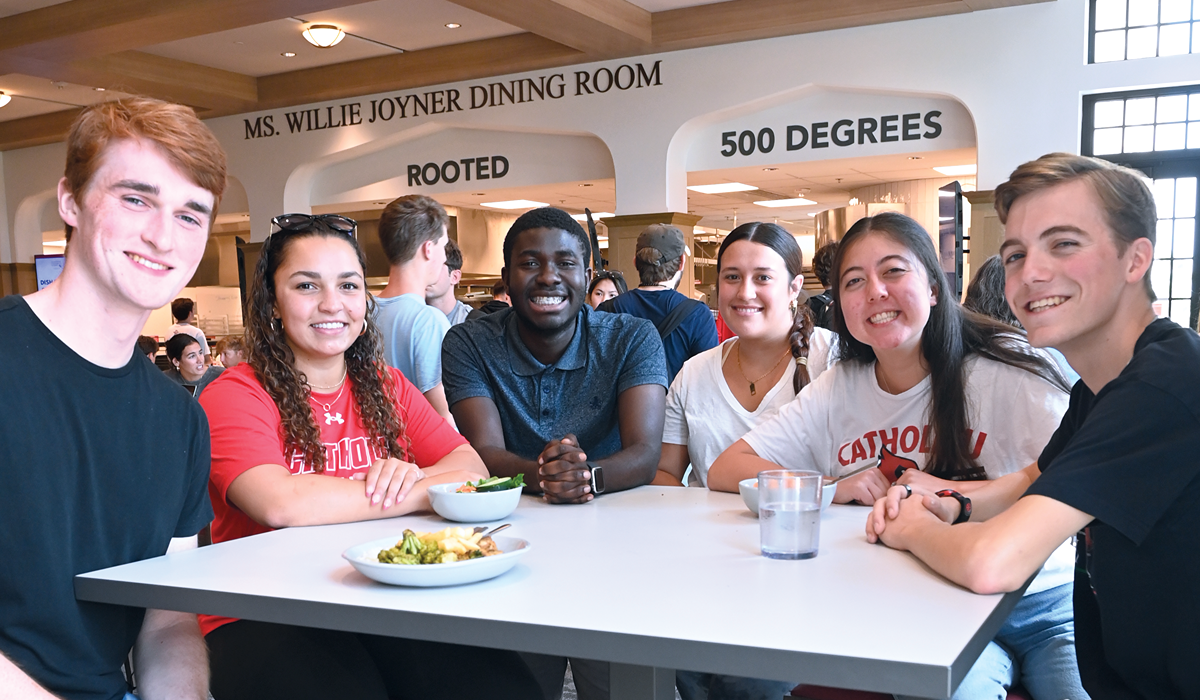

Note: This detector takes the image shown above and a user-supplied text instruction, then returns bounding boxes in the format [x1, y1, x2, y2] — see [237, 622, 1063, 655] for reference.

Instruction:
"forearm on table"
[133, 609, 208, 700]
[592, 441, 659, 493]
[707, 440, 780, 493]
[652, 443, 689, 486]
[0, 653, 59, 700]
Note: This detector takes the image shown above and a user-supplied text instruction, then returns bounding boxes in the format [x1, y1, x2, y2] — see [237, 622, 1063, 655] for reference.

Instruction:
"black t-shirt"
[0, 296, 213, 700]
[1028, 318, 1200, 700]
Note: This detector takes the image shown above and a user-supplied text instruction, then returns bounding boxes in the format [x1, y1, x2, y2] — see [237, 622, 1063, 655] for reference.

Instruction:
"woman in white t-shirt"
[710, 212, 1086, 700]
[653, 221, 835, 488]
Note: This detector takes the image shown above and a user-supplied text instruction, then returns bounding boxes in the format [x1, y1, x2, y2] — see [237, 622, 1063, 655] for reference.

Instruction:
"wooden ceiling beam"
[447, 0, 651, 56]
[256, 33, 584, 110]
[0, 0, 379, 67]
[0, 107, 82, 151]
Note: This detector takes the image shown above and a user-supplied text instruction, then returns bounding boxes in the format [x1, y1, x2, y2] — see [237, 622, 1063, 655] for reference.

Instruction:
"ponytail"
[789, 300, 816, 393]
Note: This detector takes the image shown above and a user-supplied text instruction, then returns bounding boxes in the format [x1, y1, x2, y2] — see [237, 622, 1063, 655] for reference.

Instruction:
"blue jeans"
[677, 670, 795, 700]
[899, 583, 1088, 700]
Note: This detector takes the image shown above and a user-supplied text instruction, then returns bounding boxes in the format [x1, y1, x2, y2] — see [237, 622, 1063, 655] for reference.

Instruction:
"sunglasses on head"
[596, 270, 624, 279]
[270, 213, 358, 239]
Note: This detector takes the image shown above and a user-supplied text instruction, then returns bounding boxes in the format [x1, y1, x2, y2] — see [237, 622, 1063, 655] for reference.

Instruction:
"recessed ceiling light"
[687, 183, 757, 194]
[481, 200, 547, 210]
[754, 197, 817, 208]
[808, 213, 819, 217]
[0, 92, 11, 108]
[472, 192, 486, 196]
[934, 164, 977, 176]
[281, 51, 296, 57]
[374, 202, 386, 205]
[763, 167, 778, 171]
[93, 87, 105, 92]
[302, 23, 345, 48]
[579, 183, 593, 187]
[445, 22, 461, 29]
[571, 212, 614, 221]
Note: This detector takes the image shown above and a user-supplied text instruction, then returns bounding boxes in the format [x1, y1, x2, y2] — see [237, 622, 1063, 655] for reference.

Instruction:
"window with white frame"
[1091, 0, 1200, 62]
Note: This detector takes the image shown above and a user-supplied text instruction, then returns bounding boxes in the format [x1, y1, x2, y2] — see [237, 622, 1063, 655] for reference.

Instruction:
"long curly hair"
[830, 212, 1069, 481]
[246, 222, 413, 473]
[717, 222, 816, 393]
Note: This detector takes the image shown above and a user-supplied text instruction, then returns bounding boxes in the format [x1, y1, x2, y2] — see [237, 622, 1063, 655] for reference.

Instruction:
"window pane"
[1172, 258, 1193, 296]
[1157, 122, 1187, 149]
[1162, 22, 1193, 53]
[1190, 94, 1200, 119]
[1168, 300, 1192, 327]
[1126, 97, 1157, 124]
[1095, 99, 1126, 127]
[1155, 178, 1177, 218]
[1156, 218, 1175, 257]
[1129, 0, 1160, 25]
[1151, 260, 1172, 297]
[1173, 218, 1195, 257]
[1162, 0, 1192, 21]
[1095, 29, 1127, 61]
[1096, 0, 1129, 29]
[1128, 25, 1160, 56]
[1094, 127, 1125, 154]
[1159, 94, 1189, 121]
[1125, 124, 1155, 151]
[1189, 121, 1200, 148]
[1177, 177, 1197, 217]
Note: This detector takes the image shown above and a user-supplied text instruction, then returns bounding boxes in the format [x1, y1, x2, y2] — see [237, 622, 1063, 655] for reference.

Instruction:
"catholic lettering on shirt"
[288, 436, 389, 476]
[836, 424, 987, 466]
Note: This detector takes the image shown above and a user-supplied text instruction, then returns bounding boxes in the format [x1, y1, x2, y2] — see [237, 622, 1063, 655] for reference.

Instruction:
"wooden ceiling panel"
[448, 0, 651, 56]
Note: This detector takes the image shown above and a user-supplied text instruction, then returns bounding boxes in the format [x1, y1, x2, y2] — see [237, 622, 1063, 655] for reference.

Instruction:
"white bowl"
[343, 535, 531, 587]
[427, 482, 522, 523]
[738, 478, 836, 515]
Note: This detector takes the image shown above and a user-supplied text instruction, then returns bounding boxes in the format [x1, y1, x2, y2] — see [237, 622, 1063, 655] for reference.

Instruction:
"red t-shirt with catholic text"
[197, 362, 465, 635]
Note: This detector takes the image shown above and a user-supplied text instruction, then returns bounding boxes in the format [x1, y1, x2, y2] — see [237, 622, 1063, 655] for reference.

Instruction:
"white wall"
[3, 0, 1198, 264]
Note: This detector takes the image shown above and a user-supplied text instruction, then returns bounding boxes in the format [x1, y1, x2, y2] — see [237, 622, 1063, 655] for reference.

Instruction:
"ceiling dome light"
[302, 24, 345, 48]
[0, 92, 11, 108]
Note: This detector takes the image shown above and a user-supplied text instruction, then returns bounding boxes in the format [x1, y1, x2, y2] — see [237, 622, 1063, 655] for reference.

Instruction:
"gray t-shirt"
[374, 293, 451, 393]
[446, 299, 471, 327]
[442, 305, 668, 461]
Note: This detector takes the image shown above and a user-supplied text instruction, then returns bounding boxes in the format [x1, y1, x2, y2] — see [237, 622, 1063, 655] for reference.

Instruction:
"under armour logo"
[324, 412, 344, 425]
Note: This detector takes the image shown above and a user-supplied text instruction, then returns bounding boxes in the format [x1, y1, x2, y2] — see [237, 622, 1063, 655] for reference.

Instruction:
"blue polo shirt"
[442, 305, 668, 460]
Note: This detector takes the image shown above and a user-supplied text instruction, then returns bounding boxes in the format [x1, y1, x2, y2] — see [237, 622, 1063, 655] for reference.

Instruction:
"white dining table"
[75, 486, 1024, 699]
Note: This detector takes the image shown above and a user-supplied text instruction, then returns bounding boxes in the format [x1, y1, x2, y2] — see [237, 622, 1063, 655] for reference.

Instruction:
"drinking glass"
[758, 470, 822, 559]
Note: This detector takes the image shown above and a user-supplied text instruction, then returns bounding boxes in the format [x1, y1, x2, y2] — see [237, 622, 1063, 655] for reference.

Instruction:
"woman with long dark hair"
[655, 221, 835, 489]
[710, 212, 1084, 699]
[198, 213, 539, 700]
[588, 269, 628, 308]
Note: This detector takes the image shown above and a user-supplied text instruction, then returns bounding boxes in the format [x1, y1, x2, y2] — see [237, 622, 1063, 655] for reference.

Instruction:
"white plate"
[342, 535, 531, 587]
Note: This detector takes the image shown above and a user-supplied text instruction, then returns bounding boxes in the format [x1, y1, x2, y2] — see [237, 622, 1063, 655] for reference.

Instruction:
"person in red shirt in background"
[198, 213, 540, 700]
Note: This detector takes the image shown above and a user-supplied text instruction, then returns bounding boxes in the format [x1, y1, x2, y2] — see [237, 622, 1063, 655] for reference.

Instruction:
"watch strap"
[934, 489, 972, 524]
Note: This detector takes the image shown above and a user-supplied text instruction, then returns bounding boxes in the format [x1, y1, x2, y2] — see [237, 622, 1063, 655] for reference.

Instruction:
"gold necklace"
[875, 364, 894, 394]
[736, 341, 791, 396]
[308, 368, 349, 426]
[307, 366, 348, 391]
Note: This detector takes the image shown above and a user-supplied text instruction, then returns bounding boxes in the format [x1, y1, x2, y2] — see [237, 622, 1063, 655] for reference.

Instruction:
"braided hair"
[717, 222, 815, 393]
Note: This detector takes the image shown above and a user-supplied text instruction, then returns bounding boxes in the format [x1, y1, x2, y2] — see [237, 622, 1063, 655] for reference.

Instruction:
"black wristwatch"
[586, 462, 605, 495]
[935, 489, 972, 524]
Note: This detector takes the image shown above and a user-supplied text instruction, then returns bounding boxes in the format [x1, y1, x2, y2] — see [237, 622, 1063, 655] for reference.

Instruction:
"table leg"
[610, 663, 675, 700]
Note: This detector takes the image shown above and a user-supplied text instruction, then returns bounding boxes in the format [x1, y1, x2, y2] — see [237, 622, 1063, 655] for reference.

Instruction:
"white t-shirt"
[743, 355, 1073, 594]
[168, 323, 209, 356]
[664, 328, 836, 487]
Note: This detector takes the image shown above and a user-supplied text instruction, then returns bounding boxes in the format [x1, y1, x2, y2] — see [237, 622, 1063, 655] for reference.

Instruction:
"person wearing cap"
[598, 223, 717, 383]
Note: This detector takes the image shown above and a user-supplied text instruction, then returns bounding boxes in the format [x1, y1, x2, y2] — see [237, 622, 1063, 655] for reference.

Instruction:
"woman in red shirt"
[199, 213, 539, 700]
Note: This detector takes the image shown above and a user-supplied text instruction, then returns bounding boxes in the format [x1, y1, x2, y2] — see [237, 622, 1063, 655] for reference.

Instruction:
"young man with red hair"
[0, 97, 226, 700]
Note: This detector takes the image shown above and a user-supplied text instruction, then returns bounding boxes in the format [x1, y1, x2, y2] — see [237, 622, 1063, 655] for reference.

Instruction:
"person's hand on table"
[537, 434, 593, 505]
[352, 457, 425, 510]
[865, 483, 958, 545]
[896, 468, 956, 493]
[832, 467, 891, 505]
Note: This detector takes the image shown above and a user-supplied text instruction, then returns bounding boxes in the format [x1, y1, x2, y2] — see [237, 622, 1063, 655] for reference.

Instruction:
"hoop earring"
[272, 318, 282, 332]
[359, 323, 368, 337]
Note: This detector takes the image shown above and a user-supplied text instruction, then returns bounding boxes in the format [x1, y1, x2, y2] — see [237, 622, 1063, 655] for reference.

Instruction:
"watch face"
[591, 466, 605, 494]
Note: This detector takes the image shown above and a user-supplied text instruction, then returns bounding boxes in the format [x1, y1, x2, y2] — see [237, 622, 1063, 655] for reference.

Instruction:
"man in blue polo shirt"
[442, 206, 666, 700]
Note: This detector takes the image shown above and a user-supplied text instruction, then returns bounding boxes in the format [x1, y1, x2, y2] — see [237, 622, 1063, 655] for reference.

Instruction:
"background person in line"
[806, 241, 838, 330]
[441, 206, 667, 700]
[867, 153, 1200, 699]
[587, 269, 627, 309]
[655, 222, 836, 490]
[164, 333, 223, 398]
[136, 334, 159, 363]
[373, 194, 455, 426]
[466, 279, 511, 320]
[0, 96, 225, 700]
[656, 222, 835, 700]
[198, 213, 539, 700]
[214, 334, 247, 368]
[598, 223, 717, 383]
[425, 238, 471, 326]
[168, 296, 210, 362]
[712, 212, 1084, 700]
